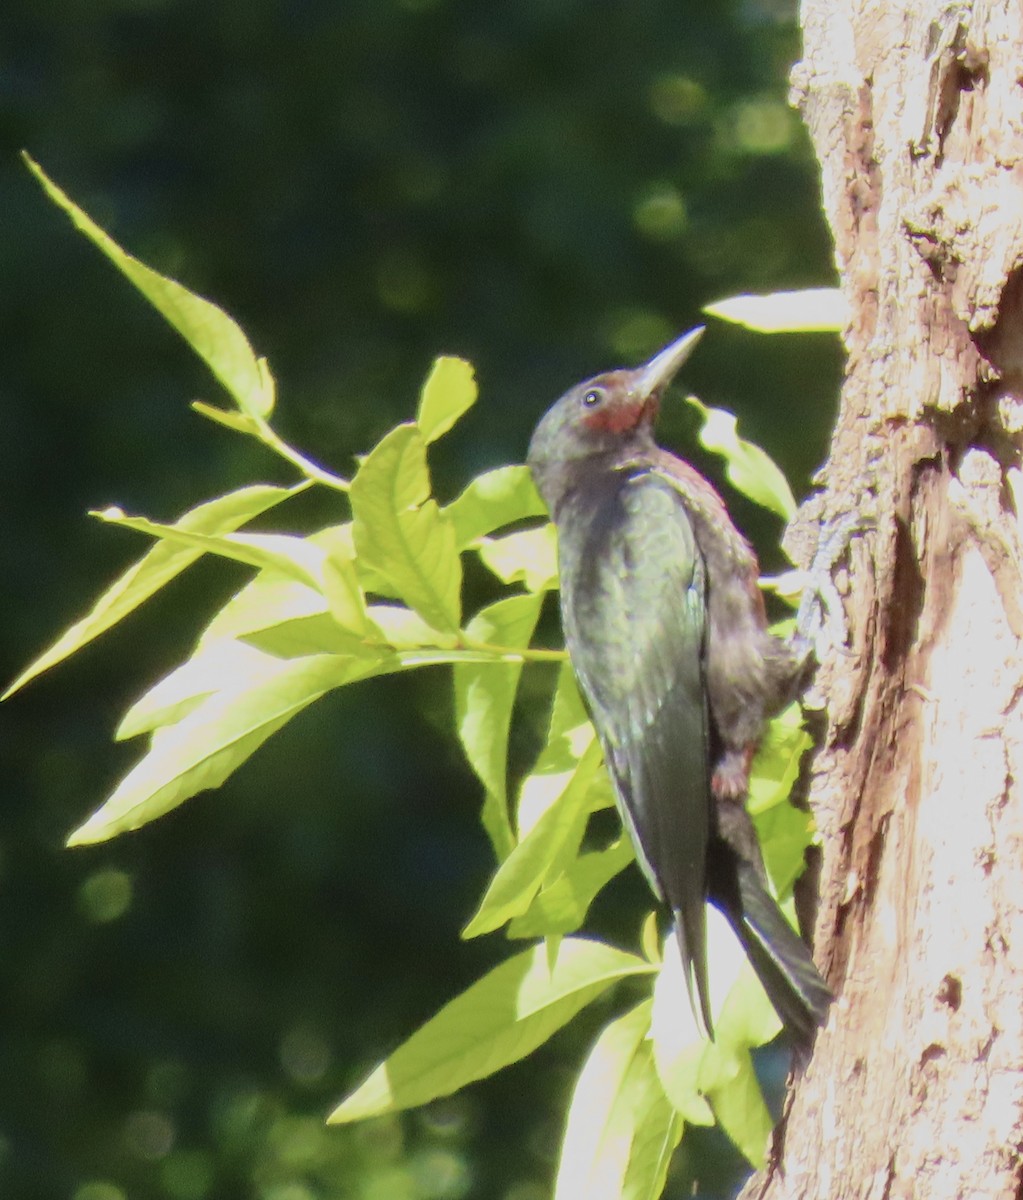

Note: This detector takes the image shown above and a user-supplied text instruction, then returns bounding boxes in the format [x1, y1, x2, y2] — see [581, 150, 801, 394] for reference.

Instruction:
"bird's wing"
[559, 468, 712, 1030]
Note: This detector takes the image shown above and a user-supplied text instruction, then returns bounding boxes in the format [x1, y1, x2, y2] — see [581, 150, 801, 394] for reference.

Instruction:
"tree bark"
[747, 2, 1023, 1196]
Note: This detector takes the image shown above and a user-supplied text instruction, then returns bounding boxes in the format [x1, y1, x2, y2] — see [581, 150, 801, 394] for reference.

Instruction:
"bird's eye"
[582, 389, 602, 408]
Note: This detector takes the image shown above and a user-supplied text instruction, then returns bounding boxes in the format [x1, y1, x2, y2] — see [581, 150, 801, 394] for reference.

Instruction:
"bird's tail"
[729, 861, 832, 1048]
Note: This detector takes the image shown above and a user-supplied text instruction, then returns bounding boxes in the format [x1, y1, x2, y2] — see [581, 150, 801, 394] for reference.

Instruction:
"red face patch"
[582, 401, 641, 433]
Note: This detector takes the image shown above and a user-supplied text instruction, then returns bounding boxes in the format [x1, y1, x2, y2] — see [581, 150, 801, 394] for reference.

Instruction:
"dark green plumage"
[527, 328, 831, 1046]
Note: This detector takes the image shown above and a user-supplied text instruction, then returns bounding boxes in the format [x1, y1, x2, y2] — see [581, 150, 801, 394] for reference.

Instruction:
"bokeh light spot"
[411, 1147, 471, 1199]
[502, 1184, 546, 1200]
[267, 1114, 328, 1171]
[160, 1149, 215, 1200]
[73, 1183, 126, 1200]
[361, 1166, 416, 1200]
[648, 74, 707, 125]
[122, 1109, 176, 1161]
[78, 867, 133, 924]
[633, 184, 688, 241]
[258, 1184, 315, 1200]
[280, 1023, 331, 1086]
[732, 97, 794, 154]
[417, 1096, 474, 1139]
[376, 249, 435, 314]
[605, 310, 675, 363]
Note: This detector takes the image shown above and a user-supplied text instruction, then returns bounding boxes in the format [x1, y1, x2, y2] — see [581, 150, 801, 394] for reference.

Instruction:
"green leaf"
[91, 510, 332, 597]
[508, 837, 634, 939]
[748, 703, 811, 816]
[68, 650, 385, 846]
[477, 524, 559, 592]
[328, 938, 653, 1125]
[619, 1071, 685, 1200]
[454, 594, 545, 860]
[444, 466, 547, 548]
[685, 398, 796, 520]
[755, 804, 816, 900]
[305, 524, 370, 625]
[650, 912, 782, 1146]
[714, 962, 783, 1054]
[416, 357, 478, 443]
[462, 739, 604, 938]
[96, 510, 372, 641]
[704, 288, 846, 333]
[200, 574, 328, 649]
[191, 400, 261, 436]
[749, 704, 815, 897]
[517, 665, 593, 834]
[240, 613, 370, 658]
[368, 605, 457, 650]
[24, 153, 275, 418]
[649, 944, 714, 1126]
[707, 1048, 773, 1168]
[117, 638, 277, 740]
[3, 483, 303, 699]
[350, 424, 462, 633]
[556, 1002, 683, 1200]
[759, 568, 804, 607]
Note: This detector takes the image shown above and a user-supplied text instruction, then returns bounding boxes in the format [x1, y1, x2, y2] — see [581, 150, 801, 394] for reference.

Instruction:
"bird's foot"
[792, 508, 873, 662]
[711, 746, 755, 802]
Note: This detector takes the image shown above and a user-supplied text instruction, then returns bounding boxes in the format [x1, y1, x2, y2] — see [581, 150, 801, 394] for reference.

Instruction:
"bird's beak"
[633, 326, 705, 399]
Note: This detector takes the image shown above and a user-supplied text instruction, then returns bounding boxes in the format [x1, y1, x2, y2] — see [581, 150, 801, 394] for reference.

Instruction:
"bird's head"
[527, 326, 704, 507]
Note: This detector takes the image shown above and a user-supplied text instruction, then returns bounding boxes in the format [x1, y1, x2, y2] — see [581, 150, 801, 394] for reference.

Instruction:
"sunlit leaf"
[454, 593, 544, 859]
[444, 466, 547, 548]
[508, 837, 634, 939]
[517, 665, 593, 835]
[649, 945, 714, 1126]
[555, 1001, 648, 1199]
[749, 704, 815, 896]
[191, 400, 261, 436]
[556, 1001, 683, 1200]
[748, 703, 811, 816]
[68, 651, 386, 845]
[367, 604, 457, 649]
[706, 1048, 773, 1168]
[117, 639, 281, 740]
[755, 805, 816, 900]
[24, 153, 275, 418]
[4, 483, 303, 699]
[650, 914, 782, 1161]
[240, 614, 370, 658]
[416, 356, 478, 443]
[328, 939, 653, 1124]
[477, 524, 559, 592]
[640, 913, 662, 966]
[619, 1068, 685, 1200]
[684, 398, 796, 520]
[350, 424, 462, 633]
[462, 740, 604, 938]
[200, 575, 327, 649]
[91, 510, 332, 597]
[704, 288, 846, 333]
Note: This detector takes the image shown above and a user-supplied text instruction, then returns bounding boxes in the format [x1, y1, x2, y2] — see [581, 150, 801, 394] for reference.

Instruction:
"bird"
[526, 327, 831, 1047]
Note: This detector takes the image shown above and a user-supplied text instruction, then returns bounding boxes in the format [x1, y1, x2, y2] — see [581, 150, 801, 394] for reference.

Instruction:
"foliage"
[9, 159, 825, 1198]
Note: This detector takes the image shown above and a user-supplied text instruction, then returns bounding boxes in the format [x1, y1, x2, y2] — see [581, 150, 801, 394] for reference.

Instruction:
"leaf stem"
[460, 639, 568, 664]
[254, 419, 351, 492]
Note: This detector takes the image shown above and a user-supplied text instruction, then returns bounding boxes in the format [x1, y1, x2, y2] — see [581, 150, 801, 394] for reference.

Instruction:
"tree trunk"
[746, 2, 1023, 1196]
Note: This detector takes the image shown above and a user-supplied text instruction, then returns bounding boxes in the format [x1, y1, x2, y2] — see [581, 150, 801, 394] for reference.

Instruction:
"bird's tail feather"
[672, 905, 714, 1039]
[731, 863, 831, 1048]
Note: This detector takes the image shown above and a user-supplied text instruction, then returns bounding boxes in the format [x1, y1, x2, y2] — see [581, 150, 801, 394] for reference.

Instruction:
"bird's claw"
[793, 509, 872, 661]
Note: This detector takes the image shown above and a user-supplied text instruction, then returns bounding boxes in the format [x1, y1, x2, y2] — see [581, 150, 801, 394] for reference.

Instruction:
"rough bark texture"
[745, 2, 1023, 1197]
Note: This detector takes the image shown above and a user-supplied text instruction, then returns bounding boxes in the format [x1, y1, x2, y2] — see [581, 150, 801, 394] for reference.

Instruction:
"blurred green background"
[2, 2, 841, 1198]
